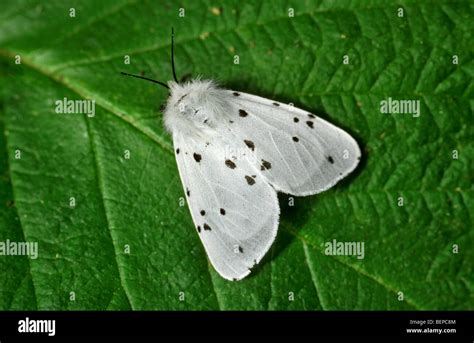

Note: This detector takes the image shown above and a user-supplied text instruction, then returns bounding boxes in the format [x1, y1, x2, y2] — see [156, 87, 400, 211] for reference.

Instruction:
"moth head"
[119, 28, 223, 133]
[167, 79, 220, 115]
[162, 79, 225, 134]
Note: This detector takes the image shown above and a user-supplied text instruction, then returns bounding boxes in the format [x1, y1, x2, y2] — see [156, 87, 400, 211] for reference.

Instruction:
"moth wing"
[173, 132, 279, 281]
[224, 91, 361, 196]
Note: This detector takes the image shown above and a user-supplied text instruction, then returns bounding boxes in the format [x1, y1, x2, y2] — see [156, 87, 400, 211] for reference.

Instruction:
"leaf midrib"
[0, 134, 39, 309]
[84, 117, 133, 309]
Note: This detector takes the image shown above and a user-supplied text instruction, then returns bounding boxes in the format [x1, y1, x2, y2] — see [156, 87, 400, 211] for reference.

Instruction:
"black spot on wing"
[238, 246, 243, 253]
[203, 223, 212, 231]
[220, 208, 226, 215]
[197, 226, 201, 233]
[260, 160, 272, 171]
[292, 136, 299, 142]
[200, 210, 206, 216]
[193, 153, 202, 162]
[176, 148, 180, 154]
[306, 121, 314, 128]
[244, 139, 255, 151]
[245, 175, 256, 185]
[186, 188, 190, 197]
[233, 92, 240, 96]
[308, 113, 316, 119]
[239, 109, 248, 117]
[327, 156, 334, 164]
[293, 117, 299, 123]
[272, 102, 280, 106]
[225, 159, 236, 169]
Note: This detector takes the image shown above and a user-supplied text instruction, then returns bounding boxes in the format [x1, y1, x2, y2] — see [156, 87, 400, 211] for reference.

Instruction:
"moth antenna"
[120, 72, 169, 89]
[171, 27, 179, 83]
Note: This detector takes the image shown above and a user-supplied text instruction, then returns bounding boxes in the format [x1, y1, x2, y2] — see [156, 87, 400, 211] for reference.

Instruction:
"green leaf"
[0, 0, 472, 310]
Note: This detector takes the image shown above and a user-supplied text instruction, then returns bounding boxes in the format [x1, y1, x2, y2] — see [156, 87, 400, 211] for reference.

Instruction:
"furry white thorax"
[164, 79, 228, 136]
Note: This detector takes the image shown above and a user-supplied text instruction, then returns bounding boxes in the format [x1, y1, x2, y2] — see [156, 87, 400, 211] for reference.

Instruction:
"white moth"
[122, 29, 361, 281]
